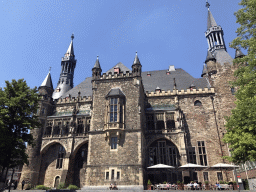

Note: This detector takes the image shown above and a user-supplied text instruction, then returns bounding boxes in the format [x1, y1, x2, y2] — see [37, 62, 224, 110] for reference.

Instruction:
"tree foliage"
[0, 79, 40, 172]
[223, 0, 256, 163]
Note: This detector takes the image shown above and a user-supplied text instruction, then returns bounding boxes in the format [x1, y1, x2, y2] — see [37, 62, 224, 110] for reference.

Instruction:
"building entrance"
[147, 139, 181, 184]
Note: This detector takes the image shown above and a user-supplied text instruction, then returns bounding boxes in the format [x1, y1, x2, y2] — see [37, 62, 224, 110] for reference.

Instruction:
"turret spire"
[133, 51, 141, 65]
[132, 51, 142, 76]
[93, 55, 101, 69]
[40, 69, 53, 89]
[92, 55, 102, 79]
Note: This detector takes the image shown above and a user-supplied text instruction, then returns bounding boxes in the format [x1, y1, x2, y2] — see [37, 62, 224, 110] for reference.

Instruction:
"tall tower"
[52, 34, 77, 100]
[204, 1, 233, 66]
[19, 69, 54, 189]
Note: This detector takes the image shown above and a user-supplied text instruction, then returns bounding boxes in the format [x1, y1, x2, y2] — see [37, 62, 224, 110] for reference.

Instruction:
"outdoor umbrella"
[147, 164, 175, 185]
[147, 164, 175, 169]
[206, 163, 239, 181]
[178, 163, 208, 183]
[178, 163, 208, 171]
[206, 163, 239, 171]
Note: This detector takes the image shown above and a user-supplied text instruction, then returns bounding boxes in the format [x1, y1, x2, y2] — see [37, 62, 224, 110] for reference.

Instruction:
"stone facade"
[19, 6, 240, 190]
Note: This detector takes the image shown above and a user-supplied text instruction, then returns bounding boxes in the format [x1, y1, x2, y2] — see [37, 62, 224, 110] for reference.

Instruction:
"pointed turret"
[93, 56, 101, 69]
[204, 1, 233, 66]
[38, 68, 54, 99]
[40, 68, 53, 89]
[92, 56, 102, 79]
[133, 52, 141, 65]
[132, 52, 142, 77]
[52, 34, 77, 100]
[235, 48, 245, 58]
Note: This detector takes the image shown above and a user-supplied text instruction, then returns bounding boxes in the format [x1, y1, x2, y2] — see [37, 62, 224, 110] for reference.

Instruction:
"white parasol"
[178, 163, 208, 171]
[206, 163, 239, 171]
[147, 164, 175, 169]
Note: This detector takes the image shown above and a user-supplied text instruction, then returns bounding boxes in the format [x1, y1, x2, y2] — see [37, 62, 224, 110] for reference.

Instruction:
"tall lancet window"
[56, 146, 65, 169]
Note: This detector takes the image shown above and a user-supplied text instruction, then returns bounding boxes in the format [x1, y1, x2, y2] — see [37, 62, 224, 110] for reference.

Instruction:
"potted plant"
[204, 180, 210, 190]
[147, 179, 152, 190]
[177, 181, 184, 190]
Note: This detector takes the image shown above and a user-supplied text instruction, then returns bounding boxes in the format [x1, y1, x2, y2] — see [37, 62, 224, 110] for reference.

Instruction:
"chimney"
[169, 65, 175, 71]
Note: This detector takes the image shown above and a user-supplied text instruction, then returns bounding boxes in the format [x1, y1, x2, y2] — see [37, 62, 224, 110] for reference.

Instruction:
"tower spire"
[52, 34, 77, 100]
[205, 1, 227, 53]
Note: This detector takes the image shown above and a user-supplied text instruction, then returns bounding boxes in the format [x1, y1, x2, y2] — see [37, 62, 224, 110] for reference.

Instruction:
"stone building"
[19, 3, 244, 190]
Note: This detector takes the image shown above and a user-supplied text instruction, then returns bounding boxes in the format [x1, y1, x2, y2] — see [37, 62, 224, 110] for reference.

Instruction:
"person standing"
[22, 180, 25, 190]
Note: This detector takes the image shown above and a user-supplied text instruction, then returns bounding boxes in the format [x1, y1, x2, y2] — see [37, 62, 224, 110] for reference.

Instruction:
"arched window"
[194, 100, 202, 106]
[148, 139, 179, 167]
[56, 146, 65, 169]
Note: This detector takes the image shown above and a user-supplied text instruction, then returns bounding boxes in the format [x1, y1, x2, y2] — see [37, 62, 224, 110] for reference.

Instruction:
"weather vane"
[206, 0, 210, 9]
[71, 33, 74, 40]
[49, 67, 51, 72]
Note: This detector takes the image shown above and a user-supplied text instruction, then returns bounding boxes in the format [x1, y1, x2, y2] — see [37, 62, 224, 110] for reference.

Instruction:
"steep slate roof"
[214, 49, 233, 65]
[62, 77, 92, 98]
[207, 10, 217, 30]
[40, 71, 53, 88]
[106, 62, 131, 74]
[141, 69, 209, 92]
[205, 50, 215, 63]
[62, 65, 209, 98]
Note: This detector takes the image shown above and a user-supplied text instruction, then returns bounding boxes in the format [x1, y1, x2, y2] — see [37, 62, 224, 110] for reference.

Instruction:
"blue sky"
[0, 0, 242, 90]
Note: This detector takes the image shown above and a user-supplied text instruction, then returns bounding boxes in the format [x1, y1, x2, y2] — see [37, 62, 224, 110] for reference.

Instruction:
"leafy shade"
[0, 79, 40, 171]
[223, 0, 256, 163]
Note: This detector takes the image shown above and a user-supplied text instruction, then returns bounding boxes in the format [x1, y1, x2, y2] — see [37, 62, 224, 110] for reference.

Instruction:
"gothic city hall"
[19, 3, 244, 190]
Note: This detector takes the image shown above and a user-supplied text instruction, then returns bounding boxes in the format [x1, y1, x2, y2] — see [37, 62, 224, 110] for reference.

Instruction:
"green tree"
[223, 0, 256, 163]
[0, 79, 40, 179]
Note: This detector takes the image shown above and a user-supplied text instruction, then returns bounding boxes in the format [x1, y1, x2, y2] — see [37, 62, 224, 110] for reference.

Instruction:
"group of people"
[187, 181, 200, 190]
[109, 183, 118, 190]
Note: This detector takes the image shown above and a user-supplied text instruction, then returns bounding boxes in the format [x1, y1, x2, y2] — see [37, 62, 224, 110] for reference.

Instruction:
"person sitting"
[109, 183, 113, 190]
[216, 182, 220, 190]
[166, 182, 170, 190]
[194, 182, 199, 190]
[188, 182, 193, 190]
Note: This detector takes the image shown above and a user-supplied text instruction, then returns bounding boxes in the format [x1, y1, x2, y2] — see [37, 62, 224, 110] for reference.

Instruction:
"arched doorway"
[38, 143, 66, 187]
[54, 176, 60, 188]
[147, 139, 181, 184]
[73, 143, 88, 187]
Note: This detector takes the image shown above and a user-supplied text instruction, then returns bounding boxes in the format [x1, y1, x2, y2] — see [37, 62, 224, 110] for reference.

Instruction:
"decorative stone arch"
[73, 138, 89, 157]
[40, 140, 67, 155]
[146, 135, 180, 152]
